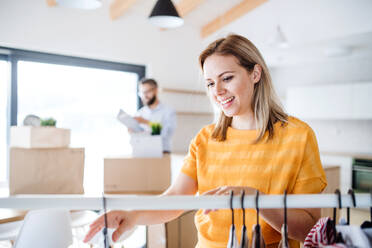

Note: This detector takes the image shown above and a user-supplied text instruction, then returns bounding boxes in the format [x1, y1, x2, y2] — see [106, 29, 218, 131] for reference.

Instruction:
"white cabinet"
[286, 82, 372, 119]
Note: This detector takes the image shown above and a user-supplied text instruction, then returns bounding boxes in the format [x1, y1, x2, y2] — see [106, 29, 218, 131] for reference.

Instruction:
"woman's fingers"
[112, 221, 131, 242]
[202, 186, 231, 214]
[202, 187, 222, 195]
[89, 215, 104, 228]
[202, 186, 230, 195]
[83, 224, 103, 242]
[84, 211, 124, 243]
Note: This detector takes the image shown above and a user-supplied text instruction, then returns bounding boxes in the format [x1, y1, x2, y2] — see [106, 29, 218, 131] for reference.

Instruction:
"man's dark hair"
[140, 78, 158, 88]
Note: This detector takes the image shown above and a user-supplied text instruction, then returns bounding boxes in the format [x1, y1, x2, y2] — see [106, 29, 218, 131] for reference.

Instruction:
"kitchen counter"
[321, 151, 372, 160]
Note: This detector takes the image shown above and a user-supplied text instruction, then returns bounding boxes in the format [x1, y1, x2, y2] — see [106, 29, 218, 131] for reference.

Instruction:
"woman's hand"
[83, 210, 138, 243]
[202, 186, 259, 215]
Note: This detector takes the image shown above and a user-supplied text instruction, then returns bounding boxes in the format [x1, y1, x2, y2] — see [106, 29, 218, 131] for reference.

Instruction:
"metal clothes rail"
[0, 193, 371, 210]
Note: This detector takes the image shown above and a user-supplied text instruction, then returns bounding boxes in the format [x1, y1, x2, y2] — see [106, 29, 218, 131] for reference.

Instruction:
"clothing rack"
[0, 193, 371, 210]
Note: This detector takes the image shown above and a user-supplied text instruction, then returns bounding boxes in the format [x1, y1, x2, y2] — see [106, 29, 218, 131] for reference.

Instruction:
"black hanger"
[331, 189, 345, 244]
[347, 189, 356, 225]
[240, 190, 247, 248]
[255, 190, 261, 248]
[229, 190, 235, 248]
[256, 190, 259, 226]
[102, 193, 109, 248]
[361, 188, 372, 229]
[283, 190, 289, 248]
[230, 190, 235, 227]
[333, 189, 342, 224]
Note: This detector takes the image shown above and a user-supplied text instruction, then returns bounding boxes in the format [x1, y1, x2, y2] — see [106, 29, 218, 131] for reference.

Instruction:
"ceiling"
[81, 0, 372, 66]
[3, 0, 372, 68]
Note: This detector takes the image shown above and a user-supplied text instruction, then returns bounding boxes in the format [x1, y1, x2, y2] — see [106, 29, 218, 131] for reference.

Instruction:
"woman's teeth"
[221, 97, 234, 104]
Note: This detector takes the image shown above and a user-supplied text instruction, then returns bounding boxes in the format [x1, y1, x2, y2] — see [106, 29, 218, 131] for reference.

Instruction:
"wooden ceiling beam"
[110, 0, 139, 20]
[176, 0, 205, 17]
[46, 0, 57, 7]
[201, 0, 268, 38]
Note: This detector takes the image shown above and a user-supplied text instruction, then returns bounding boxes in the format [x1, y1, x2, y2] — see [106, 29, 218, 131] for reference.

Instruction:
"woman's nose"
[214, 82, 226, 95]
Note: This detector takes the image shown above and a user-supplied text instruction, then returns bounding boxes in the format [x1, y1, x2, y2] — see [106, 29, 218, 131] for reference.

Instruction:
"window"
[1, 48, 147, 246]
[1, 48, 145, 191]
[17, 61, 139, 193]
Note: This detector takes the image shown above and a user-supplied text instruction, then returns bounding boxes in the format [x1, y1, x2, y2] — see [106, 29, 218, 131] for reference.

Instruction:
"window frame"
[0, 54, 10, 185]
[0, 47, 146, 183]
[0, 47, 146, 126]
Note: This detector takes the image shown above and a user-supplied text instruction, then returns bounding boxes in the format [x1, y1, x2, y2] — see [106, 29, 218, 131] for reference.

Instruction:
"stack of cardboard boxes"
[104, 153, 197, 247]
[9, 126, 84, 194]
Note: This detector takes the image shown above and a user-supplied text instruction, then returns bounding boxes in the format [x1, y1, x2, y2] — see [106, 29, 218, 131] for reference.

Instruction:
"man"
[133, 78, 176, 153]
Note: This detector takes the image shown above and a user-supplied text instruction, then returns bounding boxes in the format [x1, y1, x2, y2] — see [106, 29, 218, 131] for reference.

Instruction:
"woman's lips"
[220, 96, 235, 109]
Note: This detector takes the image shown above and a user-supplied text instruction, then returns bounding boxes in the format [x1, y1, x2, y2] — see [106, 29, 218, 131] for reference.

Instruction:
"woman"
[84, 34, 327, 248]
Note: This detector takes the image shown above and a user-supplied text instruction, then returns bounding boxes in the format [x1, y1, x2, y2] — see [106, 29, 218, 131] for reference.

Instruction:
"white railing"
[0, 193, 371, 210]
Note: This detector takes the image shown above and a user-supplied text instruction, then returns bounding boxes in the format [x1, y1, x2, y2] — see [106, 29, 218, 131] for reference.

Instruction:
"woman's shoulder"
[192, 124, 215, 144]
[281, 116, 314, 135]
[198, 124, 215, 137]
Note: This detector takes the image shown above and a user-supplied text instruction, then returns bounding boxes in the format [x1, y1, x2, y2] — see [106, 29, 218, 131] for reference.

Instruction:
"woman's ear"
[252, 64, 262, 84]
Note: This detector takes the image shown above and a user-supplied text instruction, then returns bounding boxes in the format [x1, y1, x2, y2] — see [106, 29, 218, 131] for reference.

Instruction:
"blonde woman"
[84, 34, 327, 248]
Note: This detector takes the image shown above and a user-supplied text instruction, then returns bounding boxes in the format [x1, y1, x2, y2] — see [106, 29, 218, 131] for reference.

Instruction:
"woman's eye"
[223, 76, 233, 82]
[207, 82, 214, 88]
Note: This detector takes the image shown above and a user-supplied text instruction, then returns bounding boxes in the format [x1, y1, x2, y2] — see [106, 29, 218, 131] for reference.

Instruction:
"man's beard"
[145, 95, 157, 106]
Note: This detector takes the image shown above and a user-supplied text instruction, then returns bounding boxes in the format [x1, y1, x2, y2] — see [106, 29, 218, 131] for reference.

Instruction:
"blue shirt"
[136, 103, 176, 152]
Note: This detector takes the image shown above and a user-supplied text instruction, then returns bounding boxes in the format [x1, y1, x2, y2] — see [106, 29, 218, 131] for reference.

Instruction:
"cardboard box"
[104, 155, 171, 194]
[147, 211, 198, 248]
[10, 126, 70, 148]
[130, 134, 163, 158]
[9, 147, 84, 195]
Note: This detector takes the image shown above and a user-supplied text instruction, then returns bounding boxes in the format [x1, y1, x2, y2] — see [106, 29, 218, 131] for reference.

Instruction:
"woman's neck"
[231, 112, 256, 130]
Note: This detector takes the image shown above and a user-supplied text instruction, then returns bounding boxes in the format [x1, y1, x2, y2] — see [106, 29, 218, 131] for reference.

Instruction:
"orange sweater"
[181, 117, 327, 248]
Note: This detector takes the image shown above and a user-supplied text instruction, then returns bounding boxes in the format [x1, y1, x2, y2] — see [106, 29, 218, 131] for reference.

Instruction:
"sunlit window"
[0, 60, 9, 182]
[17, 61, 138, 194]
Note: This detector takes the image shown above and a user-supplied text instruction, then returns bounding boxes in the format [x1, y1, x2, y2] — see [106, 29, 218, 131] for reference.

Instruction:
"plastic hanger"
[102, 194, 109, 248]
[347, 189, 356, 225]
[333, 189, 342, 224]
[332, 189, 345, 243]
[361, 189, 372, 229]
[227, 190, 238, 248]
[283, 190, 289, 248]
[254, 190, 261, 248]
[240, 190, 249, 248]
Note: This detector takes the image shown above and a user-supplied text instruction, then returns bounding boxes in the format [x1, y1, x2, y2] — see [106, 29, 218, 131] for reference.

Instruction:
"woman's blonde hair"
[199, 34, 288, 143]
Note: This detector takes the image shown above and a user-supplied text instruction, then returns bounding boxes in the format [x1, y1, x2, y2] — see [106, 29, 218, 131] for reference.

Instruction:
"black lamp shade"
[149, 0, 184, 28]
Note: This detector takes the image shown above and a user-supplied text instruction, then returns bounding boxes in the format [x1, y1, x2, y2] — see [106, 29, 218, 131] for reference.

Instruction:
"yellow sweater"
[181, 116, 327, 248]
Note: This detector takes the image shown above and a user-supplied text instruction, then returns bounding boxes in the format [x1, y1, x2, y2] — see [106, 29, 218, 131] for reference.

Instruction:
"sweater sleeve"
[292, 128, 327, 194]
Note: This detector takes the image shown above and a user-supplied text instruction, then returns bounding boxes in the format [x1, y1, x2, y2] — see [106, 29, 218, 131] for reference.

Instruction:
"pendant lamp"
[268, 26, 289, 49]
[149, 0, 184, 29]
[56, 0, 102, 10]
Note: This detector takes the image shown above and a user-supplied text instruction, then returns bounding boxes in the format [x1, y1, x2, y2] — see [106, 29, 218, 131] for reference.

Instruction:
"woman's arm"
[135, 172, 198, 225]
[84, 172, 197, 243]
[203, 186, 318, 242]
[260, 208, 319, 242]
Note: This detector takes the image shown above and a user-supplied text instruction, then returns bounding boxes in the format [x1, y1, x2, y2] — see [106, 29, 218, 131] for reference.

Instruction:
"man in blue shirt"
[133, 78, 177, 153]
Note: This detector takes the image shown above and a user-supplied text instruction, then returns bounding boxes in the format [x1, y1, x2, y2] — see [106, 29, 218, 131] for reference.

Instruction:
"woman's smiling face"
[203, 54, 260, 118]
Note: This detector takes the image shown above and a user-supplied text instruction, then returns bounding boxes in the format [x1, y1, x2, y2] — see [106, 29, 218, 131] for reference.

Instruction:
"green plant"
[150, 122, 162, 135]
[40, 118, 57, 127]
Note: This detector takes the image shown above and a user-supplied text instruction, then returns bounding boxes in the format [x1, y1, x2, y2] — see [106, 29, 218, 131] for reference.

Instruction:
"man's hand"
[133, 116, 150, 125]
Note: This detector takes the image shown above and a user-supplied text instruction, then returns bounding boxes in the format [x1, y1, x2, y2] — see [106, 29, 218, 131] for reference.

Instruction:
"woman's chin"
[221, 110, 235, 117]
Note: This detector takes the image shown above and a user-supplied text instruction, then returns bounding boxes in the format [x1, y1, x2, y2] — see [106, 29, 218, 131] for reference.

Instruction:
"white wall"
[271, 55, 372, 154]
[199, 0, 372, 155]
[0, 0, 213, 153]
[0, 0, 204, 90]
